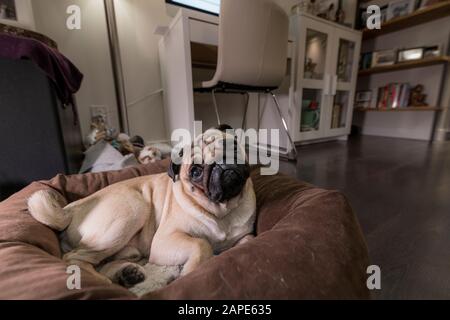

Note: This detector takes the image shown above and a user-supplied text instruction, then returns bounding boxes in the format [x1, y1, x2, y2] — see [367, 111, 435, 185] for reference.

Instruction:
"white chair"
[194, 0, 297, 159]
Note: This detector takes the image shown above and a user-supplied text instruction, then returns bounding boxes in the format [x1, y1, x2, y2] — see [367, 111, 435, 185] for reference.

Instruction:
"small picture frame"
[356, 91, 372, 102]
[398, 47, 424, 62]
[386, 0, 416, 21]
[0, 0, 17, 21]
[355, 101, 371, 109]
[423, 45, 441, 58]
[0, 0, 35, 30]
[419, 0, 442, 9]
[372, 49, 397, 67]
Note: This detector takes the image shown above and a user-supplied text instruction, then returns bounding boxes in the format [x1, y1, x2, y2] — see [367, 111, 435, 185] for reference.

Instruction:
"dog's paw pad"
[118, 265, 146, 288]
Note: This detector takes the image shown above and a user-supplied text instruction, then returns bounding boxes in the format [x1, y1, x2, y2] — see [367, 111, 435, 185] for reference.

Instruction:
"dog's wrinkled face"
[169, 128, 250, 206]
[187, 160, 249, 203]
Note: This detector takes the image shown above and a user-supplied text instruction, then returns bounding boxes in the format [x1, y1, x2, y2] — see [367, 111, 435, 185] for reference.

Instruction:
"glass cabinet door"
[294, 17, 335, 142]
[300, 88, 323, 133]
[325, 30, 361, 137]
[330, 91, 350, 129]
[304, 29, 328, 81]
[336, 39, 355, 84]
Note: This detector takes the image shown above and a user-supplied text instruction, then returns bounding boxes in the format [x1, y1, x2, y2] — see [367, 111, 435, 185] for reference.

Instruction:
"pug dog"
[28, 128, 256, 288]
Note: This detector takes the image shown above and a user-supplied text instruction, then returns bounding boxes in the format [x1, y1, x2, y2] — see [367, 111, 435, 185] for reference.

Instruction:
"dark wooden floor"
[279, 135, 450, 299]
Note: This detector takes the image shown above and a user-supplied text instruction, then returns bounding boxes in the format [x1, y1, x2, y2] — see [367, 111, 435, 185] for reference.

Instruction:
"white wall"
[114, 0, 171, 143]
[32, 0, 171, 143]
[32, 0, 119, 139]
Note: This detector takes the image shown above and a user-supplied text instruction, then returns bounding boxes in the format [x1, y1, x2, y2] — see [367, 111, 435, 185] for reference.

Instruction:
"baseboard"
[296, 135, 348, 146]
[145, 140, 171, 146]
[434, 129, 450, 141]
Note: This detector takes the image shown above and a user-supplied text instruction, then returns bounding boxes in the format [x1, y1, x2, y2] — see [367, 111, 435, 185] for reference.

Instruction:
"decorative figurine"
[292, 0, 317, 15]
[317, 3, 335, 20]
[335, 0, 346, 24]
[409, 84, 428, 106]
[304, 58, 317, 78]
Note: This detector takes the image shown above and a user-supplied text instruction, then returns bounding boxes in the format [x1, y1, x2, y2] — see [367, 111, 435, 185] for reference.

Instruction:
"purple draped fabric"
[0, 33, 83, 105]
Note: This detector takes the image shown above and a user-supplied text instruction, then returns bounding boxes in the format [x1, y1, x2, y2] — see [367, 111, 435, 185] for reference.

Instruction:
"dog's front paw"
[118, 264, 146, 288]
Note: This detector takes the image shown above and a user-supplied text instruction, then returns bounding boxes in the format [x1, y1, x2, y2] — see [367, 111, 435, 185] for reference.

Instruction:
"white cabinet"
[289, 13, 361, 142]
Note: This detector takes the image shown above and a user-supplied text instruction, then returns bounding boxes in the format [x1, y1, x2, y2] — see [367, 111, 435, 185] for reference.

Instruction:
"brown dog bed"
[0, 159, 370, 299]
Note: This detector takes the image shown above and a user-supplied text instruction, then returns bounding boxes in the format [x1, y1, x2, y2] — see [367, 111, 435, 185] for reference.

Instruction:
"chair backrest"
[213, 0, 289, 88]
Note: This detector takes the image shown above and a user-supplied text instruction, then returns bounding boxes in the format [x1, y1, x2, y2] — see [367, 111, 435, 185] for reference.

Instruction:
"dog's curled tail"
[28, 189, 71, 231]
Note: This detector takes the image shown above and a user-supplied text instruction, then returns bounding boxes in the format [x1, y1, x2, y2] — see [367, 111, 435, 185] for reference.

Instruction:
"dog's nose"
[207, 166, 248, 203]
[207, 190, 222, 203]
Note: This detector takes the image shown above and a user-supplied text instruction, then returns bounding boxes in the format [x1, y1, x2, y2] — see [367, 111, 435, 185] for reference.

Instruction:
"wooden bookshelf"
[355, 106, 441, 112]
[358, 56, 450, 76]
[362, 1, 450, 39]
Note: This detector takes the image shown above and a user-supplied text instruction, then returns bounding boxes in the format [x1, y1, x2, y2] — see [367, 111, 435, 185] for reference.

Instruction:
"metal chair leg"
[270, 92, 298, 160]
[212, 89, 221, 125]
[241, 92, 250, 130]
[257, 93, 261, 131]
[258, 93, 269, 130]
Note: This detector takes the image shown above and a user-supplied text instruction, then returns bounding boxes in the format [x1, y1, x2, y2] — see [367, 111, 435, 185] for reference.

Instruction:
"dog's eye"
[190, 165, 203, 180]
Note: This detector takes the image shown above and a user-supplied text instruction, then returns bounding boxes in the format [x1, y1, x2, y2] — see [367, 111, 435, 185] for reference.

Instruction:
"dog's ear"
[168, 161, 181, 182]
[215, 124, 233, 132]
[168, 148, 183, 182]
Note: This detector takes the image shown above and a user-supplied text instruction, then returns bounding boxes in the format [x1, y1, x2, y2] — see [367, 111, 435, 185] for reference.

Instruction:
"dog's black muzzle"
[206, 163, 250, 203]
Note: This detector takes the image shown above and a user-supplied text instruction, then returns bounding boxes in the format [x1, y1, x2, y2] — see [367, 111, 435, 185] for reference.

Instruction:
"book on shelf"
[375, 83, 411, 109]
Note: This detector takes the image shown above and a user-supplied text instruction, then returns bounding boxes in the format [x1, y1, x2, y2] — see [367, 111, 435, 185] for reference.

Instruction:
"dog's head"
[168, 126, 250, 208]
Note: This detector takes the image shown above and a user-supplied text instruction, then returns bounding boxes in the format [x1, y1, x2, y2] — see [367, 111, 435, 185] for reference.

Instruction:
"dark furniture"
[0, 58, 84, 201]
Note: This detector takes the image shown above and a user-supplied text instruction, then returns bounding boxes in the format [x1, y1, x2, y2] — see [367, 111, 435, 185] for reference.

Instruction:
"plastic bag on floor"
[79, 140, 139, 174]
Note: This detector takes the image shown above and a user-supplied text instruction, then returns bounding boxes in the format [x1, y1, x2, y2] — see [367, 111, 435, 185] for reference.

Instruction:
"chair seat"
[194, 81, 277, 93]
